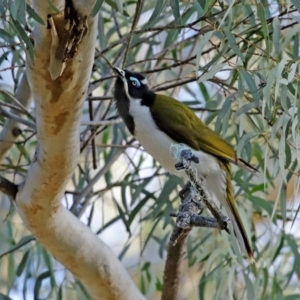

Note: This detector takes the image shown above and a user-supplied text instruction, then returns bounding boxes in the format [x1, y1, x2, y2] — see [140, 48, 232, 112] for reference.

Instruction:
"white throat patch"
[120, 77, 131, 100]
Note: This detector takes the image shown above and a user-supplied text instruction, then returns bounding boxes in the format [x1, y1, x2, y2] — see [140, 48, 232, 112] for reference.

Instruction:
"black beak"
[113, 67, 126, 78]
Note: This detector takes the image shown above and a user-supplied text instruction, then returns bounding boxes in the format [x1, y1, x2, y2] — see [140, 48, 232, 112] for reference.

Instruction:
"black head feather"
[114, 68, 156, 134]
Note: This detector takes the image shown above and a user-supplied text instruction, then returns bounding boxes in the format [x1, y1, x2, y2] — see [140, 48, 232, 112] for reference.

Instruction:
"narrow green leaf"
[278, 133, 286, 183]
[260, 268, 269, 299]
[16, 250, 30, 277]
[34, 271, 51, 299]
[257, 3, 269, 56]
[196, 31, 213, 75]
[75, 279, 92, 299]
[291, 0, 300, 13]
[239, 70, 260, 104]
[293, 33, 299, 57]
[97, 13, 106, 50]
[115, 0, 123, 14]
[11, 18, 34, 62]
[0, 28, 13, 38]
[113, 197, 130, 234]
[96, 215, 121, 234]
[128, 194, 151, 226]
[198, 63, 225, 83]
[215, 96, 232, 133]
[26, 4, 45, 25]
[17, 0, 26, 25]
[234, 102, 257, 119]
[118, 243, 130, 260]
[272, 17, 280, 55]
[169, 0, 181, 25]
[91, 0, 105, 17]
[280, 183, 286, 223]
[243, 271, 255, 300]
[17, 235, 35, 246]
[263, 66, 277, 111]
[288, 62, 298, 82]
[252, 195, 274, 217]
[236, 132, 259, 158]
[105, 0, 129, 17]
[149, 0, 165, 23]
[10, 0, 20, 20]
[275, 57, 288, 100]
[58, 286, 63, 300]
[218, 0, 234, 28]
[46, 0, 61, 13]
[224, 29, 244, 61]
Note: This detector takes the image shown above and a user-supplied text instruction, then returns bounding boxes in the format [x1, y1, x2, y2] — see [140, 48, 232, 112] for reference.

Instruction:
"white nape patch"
[141, 78, 148, 85]
[121, 77, 131, 100]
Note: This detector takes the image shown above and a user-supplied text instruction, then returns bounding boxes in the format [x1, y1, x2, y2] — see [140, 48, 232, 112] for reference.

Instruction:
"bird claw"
[179, 149, 199, 164]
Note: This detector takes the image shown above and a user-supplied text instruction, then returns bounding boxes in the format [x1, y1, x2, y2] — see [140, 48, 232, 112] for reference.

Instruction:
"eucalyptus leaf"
[11, 18, 34, 62]
[91, 0, 105, 17]
[198, 63, 225, 83]
[236, 132, 259, 158]
[224, 29, 244, 61]
[272, 17, 280, 55]
[291, 0, 300, 13]
[26, 4, 45, 24]
[196, 31, 213, 75]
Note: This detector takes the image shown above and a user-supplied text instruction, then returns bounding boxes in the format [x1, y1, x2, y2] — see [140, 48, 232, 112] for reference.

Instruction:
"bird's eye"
[129, 77, 141, 88]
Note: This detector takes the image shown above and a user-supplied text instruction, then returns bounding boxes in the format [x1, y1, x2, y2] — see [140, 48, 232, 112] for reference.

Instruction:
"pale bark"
[4, 1, 146, 299]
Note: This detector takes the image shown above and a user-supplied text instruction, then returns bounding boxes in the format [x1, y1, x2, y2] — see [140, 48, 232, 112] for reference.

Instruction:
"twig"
[122, 0, 143, 67]
[0, 101, 25, 113]
[0, 106, 36, 129]
[112, 10, 123, 39]
[71, 148, 124, 215]
[176, 148, 230, 233]
[87, 96, 112, 101]
[0, 175, 18, 199]
[80, 119, 122, 126]
[88, 99, 97, 169]
[0, 236, 36, 259]
[0, 87, 34, 121]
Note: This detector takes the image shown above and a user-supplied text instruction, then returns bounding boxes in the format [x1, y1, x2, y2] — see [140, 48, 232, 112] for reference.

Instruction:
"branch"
[80, 118, 122, 126]
[161, 227, 190, 300]
[175, 148, 230, 232]
[162, 147, 231, 300]
[0, 106, 36, 129]
[0, 235, 36, 259]
[13, 2, 145, 299]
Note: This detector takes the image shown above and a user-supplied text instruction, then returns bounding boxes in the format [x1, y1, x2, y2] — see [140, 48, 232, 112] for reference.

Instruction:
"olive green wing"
[151, 94, 238, 164]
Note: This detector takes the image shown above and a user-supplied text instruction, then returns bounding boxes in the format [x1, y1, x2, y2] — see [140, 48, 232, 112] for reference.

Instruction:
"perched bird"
[113, 67, 256, 262]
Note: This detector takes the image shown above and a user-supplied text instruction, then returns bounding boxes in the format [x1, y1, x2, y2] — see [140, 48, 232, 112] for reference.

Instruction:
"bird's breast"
[128, 100, 222, 180]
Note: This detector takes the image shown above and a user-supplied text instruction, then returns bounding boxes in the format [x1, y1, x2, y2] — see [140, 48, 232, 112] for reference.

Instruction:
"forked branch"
[161, 147, 230, 300]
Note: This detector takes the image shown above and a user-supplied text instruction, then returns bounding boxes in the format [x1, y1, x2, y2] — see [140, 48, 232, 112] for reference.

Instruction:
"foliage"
[0, 0, 300, 299]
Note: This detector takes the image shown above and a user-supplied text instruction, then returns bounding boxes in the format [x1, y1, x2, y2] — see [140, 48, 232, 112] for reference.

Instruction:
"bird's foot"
[179, 182, 191, 201]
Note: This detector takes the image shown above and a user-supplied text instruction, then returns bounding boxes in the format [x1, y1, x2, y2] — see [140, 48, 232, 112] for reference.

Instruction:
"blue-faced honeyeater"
[113, 67, 256, 262]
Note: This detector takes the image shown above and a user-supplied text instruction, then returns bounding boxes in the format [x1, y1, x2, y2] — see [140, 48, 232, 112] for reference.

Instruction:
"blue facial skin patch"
[129, 77, 141, 87]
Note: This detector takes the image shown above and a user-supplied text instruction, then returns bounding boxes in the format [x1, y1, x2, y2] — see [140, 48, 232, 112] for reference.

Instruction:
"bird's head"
[113, 67, 151, 101]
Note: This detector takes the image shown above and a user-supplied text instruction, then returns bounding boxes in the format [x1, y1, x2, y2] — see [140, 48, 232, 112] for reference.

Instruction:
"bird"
[113, 67, 256, 262]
